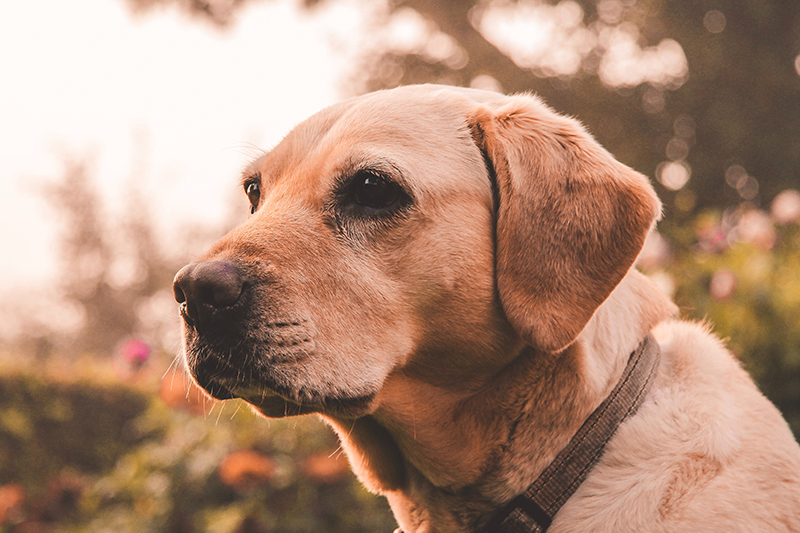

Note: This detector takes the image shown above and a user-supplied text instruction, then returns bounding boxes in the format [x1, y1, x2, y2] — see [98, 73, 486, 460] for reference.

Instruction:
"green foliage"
[0, 365, 396, 532]
[75, 404, 393, 533]
[0, 372, 149, 495]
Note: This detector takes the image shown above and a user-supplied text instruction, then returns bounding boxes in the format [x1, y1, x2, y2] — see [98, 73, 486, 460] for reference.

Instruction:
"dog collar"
[480, 333, 661, 533]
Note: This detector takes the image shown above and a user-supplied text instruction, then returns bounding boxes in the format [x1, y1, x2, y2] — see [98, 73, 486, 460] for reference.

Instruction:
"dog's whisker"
[230, 399, 244, 420]
[215, 401, 226, 425]
[162, 354, 182, 382]
[220, 141, 268, 160]
[328, 444, 344, 460]
[205, 396, 217, 420]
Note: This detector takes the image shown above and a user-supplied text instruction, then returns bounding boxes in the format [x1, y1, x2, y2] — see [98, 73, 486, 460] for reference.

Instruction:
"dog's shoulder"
[554, 319, 800, 532]
[653, 319, 761, 418]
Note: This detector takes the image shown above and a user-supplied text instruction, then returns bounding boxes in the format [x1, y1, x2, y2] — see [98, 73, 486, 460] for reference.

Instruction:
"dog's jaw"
[243, 389, 379, 419]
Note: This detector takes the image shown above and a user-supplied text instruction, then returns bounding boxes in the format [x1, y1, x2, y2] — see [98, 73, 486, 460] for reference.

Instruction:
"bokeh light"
[657, 160, 691, 191]
[703, 10, 727, 34]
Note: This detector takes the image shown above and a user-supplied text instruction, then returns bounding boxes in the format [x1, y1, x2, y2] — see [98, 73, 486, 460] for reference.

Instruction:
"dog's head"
[173, 85, 660, 419]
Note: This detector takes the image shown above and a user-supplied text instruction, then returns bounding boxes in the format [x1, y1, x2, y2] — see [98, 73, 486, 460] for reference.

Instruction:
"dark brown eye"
[352, 172, 401, 210]
[245, 181, 260, 214]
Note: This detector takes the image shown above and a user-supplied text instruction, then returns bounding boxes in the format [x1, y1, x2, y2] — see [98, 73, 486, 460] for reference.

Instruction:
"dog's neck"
[325, 270, 676, 531]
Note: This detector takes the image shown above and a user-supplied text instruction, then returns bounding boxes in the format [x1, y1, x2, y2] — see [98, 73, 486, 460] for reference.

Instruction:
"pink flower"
[119, 339, 151, 365]
[696, 223, 727, 253]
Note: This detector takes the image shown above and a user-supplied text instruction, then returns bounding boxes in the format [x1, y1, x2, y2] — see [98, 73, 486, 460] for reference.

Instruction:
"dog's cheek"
[268, 247, 419, 395]
[309, 281, 418, 379]
[387, 202, 515, 370]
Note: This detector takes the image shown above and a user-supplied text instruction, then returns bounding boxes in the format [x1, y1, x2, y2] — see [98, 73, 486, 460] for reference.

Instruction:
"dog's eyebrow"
[337, 154, 410, 189]
[240, 171, 261, 187]
[241, 157, 258, 175]
[239, 157, 265, 188]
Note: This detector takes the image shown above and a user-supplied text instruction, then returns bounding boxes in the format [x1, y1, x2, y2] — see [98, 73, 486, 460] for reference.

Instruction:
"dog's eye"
[245, 181, 260, 214]
[351, 172, 401, 210]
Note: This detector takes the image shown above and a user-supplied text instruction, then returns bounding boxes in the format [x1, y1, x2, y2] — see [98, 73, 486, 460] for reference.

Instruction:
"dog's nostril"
[173, 261, 244, 326]
[173, 264, 194, 305]
[173, 285, 186, 304]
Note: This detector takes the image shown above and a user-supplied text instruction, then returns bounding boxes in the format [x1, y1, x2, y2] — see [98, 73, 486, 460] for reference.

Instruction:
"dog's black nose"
[173, 261, 244, 327]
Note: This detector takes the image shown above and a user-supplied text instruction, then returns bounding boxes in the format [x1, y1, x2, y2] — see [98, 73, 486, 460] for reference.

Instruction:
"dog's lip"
[213, 379, 377, 419]
[204, 377, 312, 411]
[242, 392, 321, 417]
[190, 365, 236, 400]
[204, 382, 236, 400]
[217, 383, 328, 417]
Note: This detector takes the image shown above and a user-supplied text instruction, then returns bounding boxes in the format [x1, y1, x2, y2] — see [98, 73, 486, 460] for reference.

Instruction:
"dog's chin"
[184, 341, 379, 420]
[196, 380, 378, 419]
[240, 389, 378, 419]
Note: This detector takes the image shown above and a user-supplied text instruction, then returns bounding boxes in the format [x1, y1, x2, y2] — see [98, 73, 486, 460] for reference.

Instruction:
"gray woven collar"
[481, 333, 661, 533]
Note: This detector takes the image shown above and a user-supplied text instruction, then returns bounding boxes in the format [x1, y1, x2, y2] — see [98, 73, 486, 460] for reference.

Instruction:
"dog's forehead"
[242, 99, 353, 180]
[246, 87, 493, 199]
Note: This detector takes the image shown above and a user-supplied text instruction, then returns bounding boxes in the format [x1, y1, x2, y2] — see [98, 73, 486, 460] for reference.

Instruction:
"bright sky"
[0, 0, 363, 288]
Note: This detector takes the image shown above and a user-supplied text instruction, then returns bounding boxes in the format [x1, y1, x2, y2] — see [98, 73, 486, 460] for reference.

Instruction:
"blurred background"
[0, 0, 799, 531]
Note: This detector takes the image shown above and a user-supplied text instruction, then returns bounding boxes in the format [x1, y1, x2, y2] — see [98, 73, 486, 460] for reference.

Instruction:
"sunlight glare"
[476, 0, 688, 89]
[476, 0, 589, 78]
[382, 6, 468, 70]
[599, 29, 687, 88]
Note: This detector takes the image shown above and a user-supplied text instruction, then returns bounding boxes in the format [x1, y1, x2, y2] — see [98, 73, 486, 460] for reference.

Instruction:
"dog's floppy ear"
[469, 94, 661, 353]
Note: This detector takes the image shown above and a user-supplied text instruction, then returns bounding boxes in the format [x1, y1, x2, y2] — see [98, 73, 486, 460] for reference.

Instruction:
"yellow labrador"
[173, 85, 800, 532]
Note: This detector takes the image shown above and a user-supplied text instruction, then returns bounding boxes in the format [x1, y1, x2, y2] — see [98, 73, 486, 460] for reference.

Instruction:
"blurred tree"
[43, 158, 182, 354]
[123, 0, 256, 26]
[121, 0, 799, 219]
[44, 159, 134, 353]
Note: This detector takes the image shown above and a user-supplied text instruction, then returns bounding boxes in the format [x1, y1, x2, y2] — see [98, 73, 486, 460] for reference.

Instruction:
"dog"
[173, 84, 800, 532]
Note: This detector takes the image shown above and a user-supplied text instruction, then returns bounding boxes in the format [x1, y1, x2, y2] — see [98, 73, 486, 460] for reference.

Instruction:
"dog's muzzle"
[172, 259, 369, 416]
[173, 260, 247, 400]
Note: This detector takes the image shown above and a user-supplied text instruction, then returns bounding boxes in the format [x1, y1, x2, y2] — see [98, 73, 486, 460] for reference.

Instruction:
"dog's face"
[174, 85, 660, 421]
[174, 87, 515, 419]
